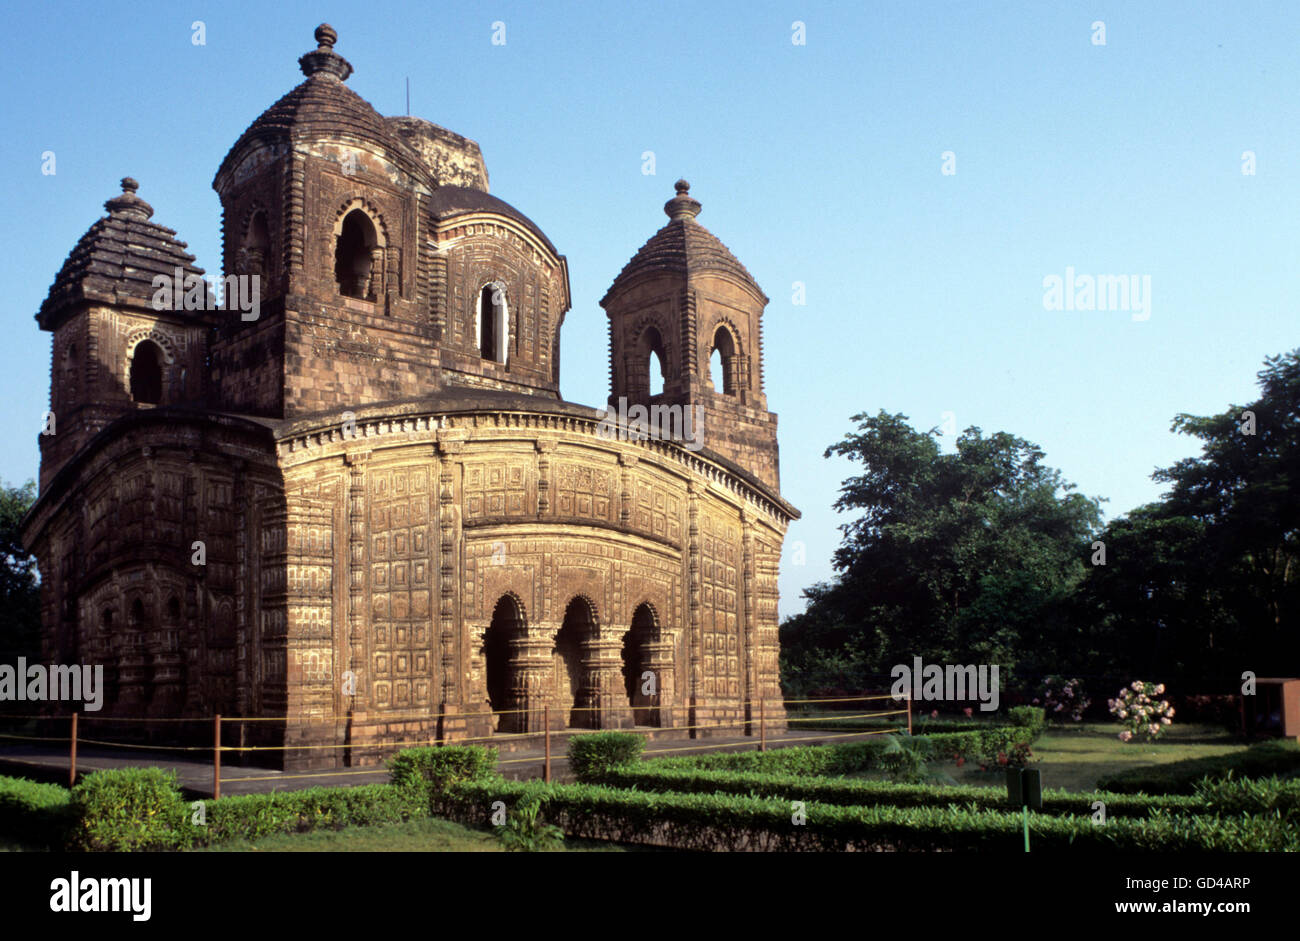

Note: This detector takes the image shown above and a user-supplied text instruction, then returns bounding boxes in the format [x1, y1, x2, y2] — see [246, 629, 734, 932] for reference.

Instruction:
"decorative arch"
[630, 317, 673, 398]
[706, 319, 742, 396]
[331, 197, 390, 246]
[561, 593, 600, 628]
[124, 329, 177, 365]
[332, 198, 389, 301]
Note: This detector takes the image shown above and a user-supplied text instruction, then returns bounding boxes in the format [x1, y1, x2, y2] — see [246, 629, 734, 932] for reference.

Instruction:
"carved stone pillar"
[535, 439, 556, 516]
[117, 629, 148, 708]
[742, 507, 756, 728]
[505, 631, 552, 733]
[618, 452, 637, 527]
[368, 248, 385, 300]
[643, 638, 676, 726]
[344, 451, 370, 729]
[686, 480, 702, 732]
[582, 630, 632, 729]
[149, 623, 184, 717]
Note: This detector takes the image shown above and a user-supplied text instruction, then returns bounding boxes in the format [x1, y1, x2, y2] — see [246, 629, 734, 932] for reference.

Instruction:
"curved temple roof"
[603, 180, 767, 305]
[38, 178, 210, 329]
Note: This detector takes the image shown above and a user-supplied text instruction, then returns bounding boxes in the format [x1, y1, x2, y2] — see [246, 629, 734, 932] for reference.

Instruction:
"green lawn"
[940, 722, 1246, 792]
[195, 815, 637, 852]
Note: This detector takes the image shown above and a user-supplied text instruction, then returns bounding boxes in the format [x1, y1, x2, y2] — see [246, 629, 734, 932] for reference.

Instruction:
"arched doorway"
[482, 595, 524, 732]
[622, 603, 660, 726]
[554, 597, 596, 727]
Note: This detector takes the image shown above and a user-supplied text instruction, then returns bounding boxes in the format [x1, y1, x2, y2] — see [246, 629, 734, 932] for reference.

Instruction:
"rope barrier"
[216, 768, 395, 785]
[0, 694, 921, 797]
[80, 715, 208, 723]
[780, 694, 899, 705]
[786, 709, 910, 722]
[77, 738, 209, 752]
[0, 732, 70, 743]
[4, 694, 905, 726]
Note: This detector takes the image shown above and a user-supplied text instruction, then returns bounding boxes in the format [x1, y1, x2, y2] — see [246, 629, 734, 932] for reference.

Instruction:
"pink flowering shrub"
[1108, 681, 1175, 742]
[1031, 675, 1090, 722]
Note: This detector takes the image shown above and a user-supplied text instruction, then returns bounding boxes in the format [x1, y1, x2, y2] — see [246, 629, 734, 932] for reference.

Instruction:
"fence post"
[906, 693, 913, 736]
[544, 705, 551, 783]
[213, 714, 221, 801]
[759, 699, 766, 752]
[69, 713, 78, 788]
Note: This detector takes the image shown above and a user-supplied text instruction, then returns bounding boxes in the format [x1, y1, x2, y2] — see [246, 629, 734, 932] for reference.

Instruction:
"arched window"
[710, 326, 738, 396]
[638, 326, 666, 397]
[240, 211, 270, 283]
[334, 209, 379, 300]
[477, 283, 508, 363]
[129, 341, 163, 405]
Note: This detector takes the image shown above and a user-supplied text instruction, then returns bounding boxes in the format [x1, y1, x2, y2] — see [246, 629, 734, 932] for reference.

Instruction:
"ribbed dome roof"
[602, 180, 766, 305]
[215, 24, 427, 185]
[429, 185, 558, 257]
[38, 178, 210, 329]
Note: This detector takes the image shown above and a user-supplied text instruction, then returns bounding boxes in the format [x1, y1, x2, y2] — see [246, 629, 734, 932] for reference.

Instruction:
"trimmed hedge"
[1008, 706, 1047, 738]
[912, 727, 1039, 764]
[68, 767, 190, 851]
[48, 747, 497, 851]
[1097, 740, 1300, 794]
[431, 778, 1299, 852]
[194, 784, 425, 846]
[567, 732, 645, 778]
[1194, 775, 1300, 820]
[0, 776, 73, 848]
[388, 745, 499, 794]
[580, 764, 1203, 819]
[647, 730, 1036, 778]
[646, 738, 902, 776]
[59, 767, 434, 851]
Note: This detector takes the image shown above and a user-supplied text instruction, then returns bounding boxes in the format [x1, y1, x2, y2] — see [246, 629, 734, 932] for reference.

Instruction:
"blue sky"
[3, 1, 1298, 618]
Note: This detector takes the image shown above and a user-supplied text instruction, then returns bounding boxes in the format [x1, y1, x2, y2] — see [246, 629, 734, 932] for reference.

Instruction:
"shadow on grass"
[194, 816, 669, 853]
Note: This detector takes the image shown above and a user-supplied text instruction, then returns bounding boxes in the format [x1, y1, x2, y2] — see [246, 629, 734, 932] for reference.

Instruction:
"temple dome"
[215, 24, 430, 187]
[602, 180, 766, 305]
[37, 178, 210, 329]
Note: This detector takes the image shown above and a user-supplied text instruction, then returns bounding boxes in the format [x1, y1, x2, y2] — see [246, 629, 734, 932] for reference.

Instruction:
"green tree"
[781, 412, 1102, 694]
[1073, 505, 1232, 688]
[0, 479, 40, 666]
[1150, 349, 1300, 676]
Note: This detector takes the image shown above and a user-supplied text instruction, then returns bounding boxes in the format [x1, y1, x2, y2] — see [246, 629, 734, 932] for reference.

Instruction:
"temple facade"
[21, 25, 797, 769]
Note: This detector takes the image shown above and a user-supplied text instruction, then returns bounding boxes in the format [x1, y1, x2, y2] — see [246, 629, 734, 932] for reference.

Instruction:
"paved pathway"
[0, 726, 879, 797]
